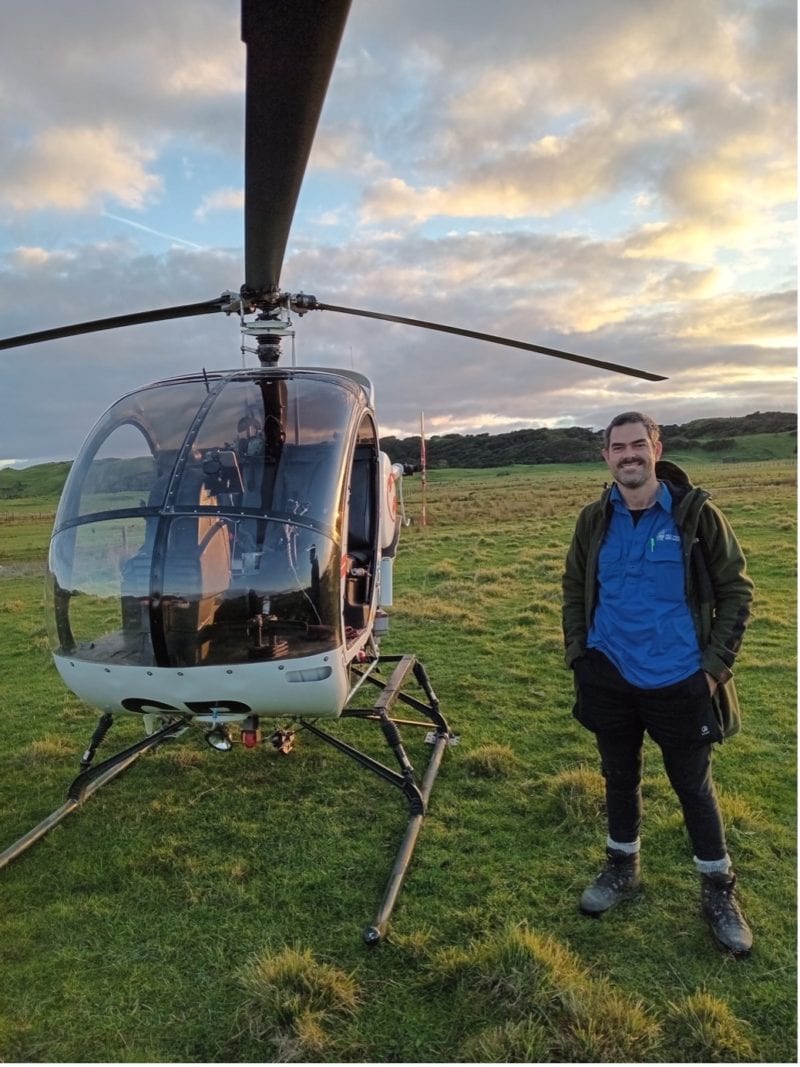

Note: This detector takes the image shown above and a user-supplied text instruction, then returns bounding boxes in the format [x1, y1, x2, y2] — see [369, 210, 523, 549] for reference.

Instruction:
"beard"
[613, 459, 652, 488]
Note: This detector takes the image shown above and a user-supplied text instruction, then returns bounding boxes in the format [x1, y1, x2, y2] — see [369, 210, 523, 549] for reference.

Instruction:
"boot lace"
[595, 861, 634, 893]
[704, 879, 745, 925]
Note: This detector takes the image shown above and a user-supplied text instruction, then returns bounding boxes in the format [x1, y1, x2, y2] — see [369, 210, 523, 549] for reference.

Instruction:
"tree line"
[381, 411, 796, 469]
[0, 411, 795, 498]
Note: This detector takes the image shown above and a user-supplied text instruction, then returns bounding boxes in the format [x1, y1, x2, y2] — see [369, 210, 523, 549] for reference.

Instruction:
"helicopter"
[0, 0, 665, 943]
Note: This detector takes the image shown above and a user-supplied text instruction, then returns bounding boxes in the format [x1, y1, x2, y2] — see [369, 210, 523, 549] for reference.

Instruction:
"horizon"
[1, 407, 794, 472]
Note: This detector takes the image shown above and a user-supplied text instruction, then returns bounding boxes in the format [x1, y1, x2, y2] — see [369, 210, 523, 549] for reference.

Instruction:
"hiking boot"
[700, 871, 753, 956]
[580, 848, 641, 916]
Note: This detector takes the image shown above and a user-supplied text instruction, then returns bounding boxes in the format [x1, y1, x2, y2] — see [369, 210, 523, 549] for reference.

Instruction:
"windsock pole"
[420, 411, 427, 526]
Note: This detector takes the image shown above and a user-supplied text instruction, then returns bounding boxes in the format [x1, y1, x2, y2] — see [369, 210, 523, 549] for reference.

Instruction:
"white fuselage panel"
[52, 648, 349, 720]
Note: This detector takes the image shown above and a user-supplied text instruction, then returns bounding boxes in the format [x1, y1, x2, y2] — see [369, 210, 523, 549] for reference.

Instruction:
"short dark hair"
[604, 411, 660, 449]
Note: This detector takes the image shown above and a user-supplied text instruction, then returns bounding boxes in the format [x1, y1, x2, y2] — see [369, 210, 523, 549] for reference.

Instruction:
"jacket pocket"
[711, 681, 741, 739]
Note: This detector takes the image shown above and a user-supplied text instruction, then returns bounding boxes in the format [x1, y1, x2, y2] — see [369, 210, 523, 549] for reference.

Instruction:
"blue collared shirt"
[587, 482, 701, 688]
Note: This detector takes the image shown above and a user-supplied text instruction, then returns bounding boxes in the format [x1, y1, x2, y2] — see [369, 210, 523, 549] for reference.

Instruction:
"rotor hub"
[240, 298, 294, 365]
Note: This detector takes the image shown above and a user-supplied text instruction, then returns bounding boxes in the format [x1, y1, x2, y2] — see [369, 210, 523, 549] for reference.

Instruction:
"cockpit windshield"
[47, 370, 363, 667]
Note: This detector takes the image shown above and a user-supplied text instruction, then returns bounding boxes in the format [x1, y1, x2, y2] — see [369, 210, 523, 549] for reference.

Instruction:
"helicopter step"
[0, 655, 453, 945]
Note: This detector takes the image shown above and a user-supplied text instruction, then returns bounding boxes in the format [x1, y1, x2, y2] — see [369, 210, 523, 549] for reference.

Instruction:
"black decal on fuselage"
[121, 697, 253, 714]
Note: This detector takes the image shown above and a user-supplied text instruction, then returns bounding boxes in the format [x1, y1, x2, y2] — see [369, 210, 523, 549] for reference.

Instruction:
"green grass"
[0, 457, 795, 1062]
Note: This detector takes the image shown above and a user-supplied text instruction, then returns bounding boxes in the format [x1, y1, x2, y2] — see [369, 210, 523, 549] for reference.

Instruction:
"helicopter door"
[344, 417, 379, 638]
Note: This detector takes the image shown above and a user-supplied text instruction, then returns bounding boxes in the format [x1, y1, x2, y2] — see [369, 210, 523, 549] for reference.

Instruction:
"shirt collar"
[610, 480, 673, 513]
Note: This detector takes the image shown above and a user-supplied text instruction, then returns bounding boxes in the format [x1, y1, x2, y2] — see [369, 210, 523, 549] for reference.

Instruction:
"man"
[562, 411, 753, 955]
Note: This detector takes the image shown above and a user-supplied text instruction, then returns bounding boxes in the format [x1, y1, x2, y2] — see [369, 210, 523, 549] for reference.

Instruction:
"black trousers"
[573, 649, 727, 861]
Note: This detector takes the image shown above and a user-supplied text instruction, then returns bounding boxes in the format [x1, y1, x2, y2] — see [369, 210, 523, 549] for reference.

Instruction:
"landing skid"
[0, 717, 188, 870]
[311, 653, 452, 943]
[0, 655, 452, 945]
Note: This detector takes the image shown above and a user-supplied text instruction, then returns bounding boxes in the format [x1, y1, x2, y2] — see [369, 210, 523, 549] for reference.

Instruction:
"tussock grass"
[459, 1017, 552, 1061]
[665, 991, 756, 1062]
[385, 924, 436, 962]
[236, 945, 360, 1061]
[152, 745, 207, 769]
[426, 558, 459, 579]
[430, 924, 662, 1061]
[28, 736, 73, 760]
[394, 589, 484, 630]
[462, 743, 521, 778]
[717, 789, 771, 836]
[516, 603, 558, 624]
[543, 763, 606, 823]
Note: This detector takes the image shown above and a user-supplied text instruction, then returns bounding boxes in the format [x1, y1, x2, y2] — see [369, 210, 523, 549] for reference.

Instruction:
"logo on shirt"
[656, 529, 681, 543]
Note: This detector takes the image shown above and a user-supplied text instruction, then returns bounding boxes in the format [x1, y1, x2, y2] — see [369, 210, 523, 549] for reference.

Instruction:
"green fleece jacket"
[562, 460, 753, 737]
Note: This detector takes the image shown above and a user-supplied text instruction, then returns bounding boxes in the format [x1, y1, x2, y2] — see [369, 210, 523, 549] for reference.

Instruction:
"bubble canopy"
[47, 368, 374, 669]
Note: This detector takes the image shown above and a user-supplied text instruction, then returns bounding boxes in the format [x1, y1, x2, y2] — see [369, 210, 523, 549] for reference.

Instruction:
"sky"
[0, 0, 796, 466]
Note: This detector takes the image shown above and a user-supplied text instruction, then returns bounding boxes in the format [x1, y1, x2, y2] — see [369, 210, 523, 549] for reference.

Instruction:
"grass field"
[0, 456, 795, 1062]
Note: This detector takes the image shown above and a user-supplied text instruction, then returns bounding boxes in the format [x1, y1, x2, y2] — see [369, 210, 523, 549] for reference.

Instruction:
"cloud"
[351, 0, 796, 280]
[671, 289, 797, 346]
[195, 187, 244, 220]
[359, 106, 671, 223]
[10, 246, 76, 269]
[1, 127, 161, 213]
[0, 0, 794, 464]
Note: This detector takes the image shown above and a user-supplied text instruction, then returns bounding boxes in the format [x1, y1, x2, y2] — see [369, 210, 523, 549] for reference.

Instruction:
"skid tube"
[303, 653, 453, 945]
[0, 717, 187, 871]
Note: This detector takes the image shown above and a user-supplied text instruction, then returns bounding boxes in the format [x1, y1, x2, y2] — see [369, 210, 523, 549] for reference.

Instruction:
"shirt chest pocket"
[597, 540, 625, 597]
[647, 539, 685, 601]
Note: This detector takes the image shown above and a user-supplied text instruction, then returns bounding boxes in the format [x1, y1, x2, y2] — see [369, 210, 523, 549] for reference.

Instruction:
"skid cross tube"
[301, 720, 425, 814]
[0, 717, 187, 871]
[303, 654, 452, 944]
[349, 655, 448, 730]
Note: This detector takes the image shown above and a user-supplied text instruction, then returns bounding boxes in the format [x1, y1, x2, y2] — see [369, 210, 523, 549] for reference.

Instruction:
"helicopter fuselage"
[46, 366, 403, 724]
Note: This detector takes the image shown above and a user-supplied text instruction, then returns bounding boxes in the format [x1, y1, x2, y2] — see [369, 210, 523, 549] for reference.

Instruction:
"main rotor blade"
[242, 0, 352, 298]
[313, 303, 667, 381]
[0, 298, 229, 351]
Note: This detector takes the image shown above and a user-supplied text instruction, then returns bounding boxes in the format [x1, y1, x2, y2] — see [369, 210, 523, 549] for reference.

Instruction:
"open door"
[343, 413, 380, 640]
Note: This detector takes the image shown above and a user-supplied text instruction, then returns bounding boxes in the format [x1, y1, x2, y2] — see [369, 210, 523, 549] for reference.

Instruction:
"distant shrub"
[702, 437, 736, 451]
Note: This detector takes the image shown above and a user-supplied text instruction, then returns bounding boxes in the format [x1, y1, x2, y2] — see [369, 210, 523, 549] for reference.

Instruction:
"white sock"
[694, 854, 732, 875]
[607, 836, 641, 855]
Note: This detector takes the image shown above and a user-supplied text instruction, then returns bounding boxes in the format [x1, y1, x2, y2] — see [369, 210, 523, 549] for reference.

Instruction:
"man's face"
[602, 421, 662, 490]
